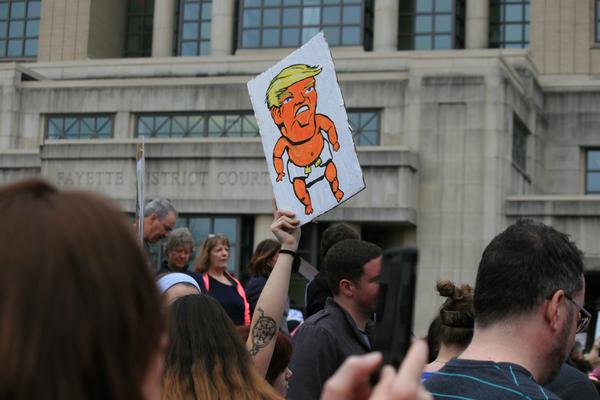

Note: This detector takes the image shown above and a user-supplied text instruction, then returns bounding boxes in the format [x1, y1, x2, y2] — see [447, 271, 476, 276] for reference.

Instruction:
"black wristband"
[279, 249, 301, 273]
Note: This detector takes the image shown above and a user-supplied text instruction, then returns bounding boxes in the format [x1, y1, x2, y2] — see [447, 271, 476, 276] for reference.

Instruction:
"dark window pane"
[215, 217, 238, 241]
[201, 2, 211, 18]
[263, 8, 280, 26]
[0, 4, 8, 19]
[587, 151, 600, 170]
[434, 34, 451, 49]
[0, 22, 6, 37]
[23, 37, 35, 55]
[9, 20, 23, 37]
[245, 0, 261, 6]
[242, 29, 260, 47]
[341, 25, 360, 44]
[27, 1, 39, 18]
[262, 28, 279, 47]
[415, 15, 432, 33]
[303, 7, 320, 25]
[323, 6, 340, 24]
[283, 0, 301, 4]
[200, 21, 211, 38]
[264, 0, 281, 5]
[7, 38, 21, 56]
[283, 7, 301, 24]
[505, 24, 522, 41]
[323, 0, 341, 4]
[181, 41, 197, 55]
[398, 16, 413, 34]
[342, 5, 361, 24]
[244, 9, 261, 27]
[281, 27, 299, 46]
[25, 19, 37, 36]
[200, 41, 210, 55]
[11, 2, 25, 18]
[505, 4, 523, 22]
[182, 22, 198, 39]
[435, 0, 452, 12]
[434, 15, 451, 33]
[183, 2, 199, 20]
[416, 0, 433, 12]
[415, 35, 432, 49]
[587, 172, 600, 192]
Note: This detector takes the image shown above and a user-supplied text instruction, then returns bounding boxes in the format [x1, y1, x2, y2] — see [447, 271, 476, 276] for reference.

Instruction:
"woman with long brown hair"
[0, 179, 165, 400]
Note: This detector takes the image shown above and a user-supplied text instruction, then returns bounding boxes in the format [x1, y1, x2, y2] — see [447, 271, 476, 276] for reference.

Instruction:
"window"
[46, 115, 114, 139]
[398, 0, 465, 50]
[597, 0, 600, 42]
[238, 0, 374, 50]
[179, 0, 212, 56]
[586, 150, 600, 194]
[348, 110, 379, 145]
[0, 0, 40, 58]
[136, 112, 259, 138]
[489, 0, 530, 48]
[512, 115, 528, 171]
[125, 0, 155, 57]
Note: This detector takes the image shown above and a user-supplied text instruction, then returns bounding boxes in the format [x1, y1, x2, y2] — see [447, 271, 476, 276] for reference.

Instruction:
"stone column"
[152, 0, 176, 57]
[373, 0, 399, 51]
[211, 0, 235, 56]
[466, 0, 490, 49]
[253, 215, 275, 248]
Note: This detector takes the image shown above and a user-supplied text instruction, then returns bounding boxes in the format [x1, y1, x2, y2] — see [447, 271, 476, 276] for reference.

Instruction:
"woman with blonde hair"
[194, 234, 250, 325]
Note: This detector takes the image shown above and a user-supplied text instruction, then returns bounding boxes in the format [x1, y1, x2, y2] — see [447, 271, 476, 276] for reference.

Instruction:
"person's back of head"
[0, 179, 164, 400]
[474, 219, 584, 328]
[436, 279, 474, 348]
[319, 223, 359, 268]
[325, 239, 382, 296]
[247, 239, 281, 278]
[163, 295, 280, 400]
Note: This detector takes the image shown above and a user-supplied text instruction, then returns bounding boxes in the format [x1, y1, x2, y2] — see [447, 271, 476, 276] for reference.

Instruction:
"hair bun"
[436, 279, 458, 298]
[436, 279, 474, 329]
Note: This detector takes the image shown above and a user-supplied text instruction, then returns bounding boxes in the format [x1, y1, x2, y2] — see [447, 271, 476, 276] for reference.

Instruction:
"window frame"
[237, 0, 374, 50]
[511, 114, 529, 172]
[585, 149, 600, 194]
[177, 0, 212, 56]
[0, 0, 40, 60]
[348, 109, 380, 146]
[398, 0, 465, 50]
[135, 111, 260, 138]
[45, 114, 115, 140]
[489, 0, 530, 48]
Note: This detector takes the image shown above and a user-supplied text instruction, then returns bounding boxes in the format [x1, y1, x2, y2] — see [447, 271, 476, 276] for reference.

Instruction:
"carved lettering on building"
[57, 171, 124, 187]
[216, 171, 270, 186]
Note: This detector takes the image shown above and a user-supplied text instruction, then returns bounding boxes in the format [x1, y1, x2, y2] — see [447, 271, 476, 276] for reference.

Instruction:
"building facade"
[1, 0, 600, 335]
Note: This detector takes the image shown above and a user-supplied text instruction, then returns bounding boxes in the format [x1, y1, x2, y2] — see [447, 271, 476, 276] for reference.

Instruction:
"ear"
[545, 289, 564, 332]
[270, 106, 283, 125]
[339, 279, 354, 298]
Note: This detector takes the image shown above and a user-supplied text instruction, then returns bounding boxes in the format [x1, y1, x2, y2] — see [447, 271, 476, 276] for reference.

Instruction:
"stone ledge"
[37, 141, 419, 169]
[506, 196, 600, 216]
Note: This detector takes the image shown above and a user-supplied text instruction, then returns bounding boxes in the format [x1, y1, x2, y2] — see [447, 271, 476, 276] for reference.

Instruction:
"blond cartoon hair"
[265, 64, 322, 109]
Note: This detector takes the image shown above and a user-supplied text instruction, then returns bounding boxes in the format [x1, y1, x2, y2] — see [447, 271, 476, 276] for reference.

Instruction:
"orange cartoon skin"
[269, 74, 344, 215]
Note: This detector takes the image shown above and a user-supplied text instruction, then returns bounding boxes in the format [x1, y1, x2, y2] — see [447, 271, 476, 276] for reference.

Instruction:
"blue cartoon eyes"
[282, 97, 292, 105]
[305, 86, 314, 94]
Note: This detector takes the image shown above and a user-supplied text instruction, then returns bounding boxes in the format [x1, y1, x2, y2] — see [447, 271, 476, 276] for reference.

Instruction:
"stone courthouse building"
[1, 0, 600, 334]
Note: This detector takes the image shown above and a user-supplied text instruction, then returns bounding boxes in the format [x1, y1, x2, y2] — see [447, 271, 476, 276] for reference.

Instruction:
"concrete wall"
[88, 0, 127, 58]
[530, 0, 599, 75]
[38, 0, 91, 61]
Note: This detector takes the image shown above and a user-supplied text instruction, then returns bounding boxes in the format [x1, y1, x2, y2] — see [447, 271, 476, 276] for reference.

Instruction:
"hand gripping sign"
[248, 32, 365, 225]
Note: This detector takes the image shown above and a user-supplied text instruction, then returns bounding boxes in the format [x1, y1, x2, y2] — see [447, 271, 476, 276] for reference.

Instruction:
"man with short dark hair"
[288, 239, 381, 400]
[305, 222, 360, 317]
[425, 220, 588, 399]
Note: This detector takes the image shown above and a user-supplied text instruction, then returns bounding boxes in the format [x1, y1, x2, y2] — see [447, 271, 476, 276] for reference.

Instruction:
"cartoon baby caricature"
[265, 64, 344, 215]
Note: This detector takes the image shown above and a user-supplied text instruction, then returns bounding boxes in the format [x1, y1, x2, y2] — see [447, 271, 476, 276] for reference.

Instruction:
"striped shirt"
[424, 359, 560, 400]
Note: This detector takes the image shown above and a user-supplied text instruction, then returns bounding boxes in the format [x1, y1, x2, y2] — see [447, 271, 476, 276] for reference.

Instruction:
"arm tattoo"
[249, 307, 277, 356]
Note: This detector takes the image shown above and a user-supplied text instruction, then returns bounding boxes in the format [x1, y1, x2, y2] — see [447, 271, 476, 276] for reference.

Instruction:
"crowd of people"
[1, 177, 599, 400]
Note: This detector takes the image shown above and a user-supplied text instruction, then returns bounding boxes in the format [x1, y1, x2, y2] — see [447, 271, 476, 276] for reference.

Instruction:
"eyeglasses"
[564, 294, 591, 333]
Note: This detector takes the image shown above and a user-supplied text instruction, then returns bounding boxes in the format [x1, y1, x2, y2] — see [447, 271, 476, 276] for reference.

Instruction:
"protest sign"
[248, 32, 365, 225]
